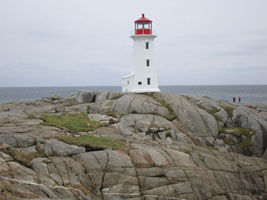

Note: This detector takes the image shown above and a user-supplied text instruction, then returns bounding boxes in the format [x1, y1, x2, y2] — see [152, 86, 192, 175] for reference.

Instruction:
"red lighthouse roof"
[135, 14, 152, 23]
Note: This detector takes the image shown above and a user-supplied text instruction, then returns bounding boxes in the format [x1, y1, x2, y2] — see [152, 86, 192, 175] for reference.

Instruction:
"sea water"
[0, 85, 266, 105]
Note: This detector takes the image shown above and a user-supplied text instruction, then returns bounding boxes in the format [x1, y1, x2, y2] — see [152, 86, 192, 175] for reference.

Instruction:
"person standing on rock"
[238, 96, 241, 103]
[233, 97, 236, 103]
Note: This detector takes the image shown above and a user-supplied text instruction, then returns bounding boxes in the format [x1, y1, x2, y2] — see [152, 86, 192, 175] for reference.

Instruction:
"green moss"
[40, 113, 101, 132]
[9, 149, 45, 167]
[57, 135, 129, 151]
[219, 127, 254, 149]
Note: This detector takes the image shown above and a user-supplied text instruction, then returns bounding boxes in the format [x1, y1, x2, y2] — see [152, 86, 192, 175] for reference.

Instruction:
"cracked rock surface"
[0, 91, 266, 200]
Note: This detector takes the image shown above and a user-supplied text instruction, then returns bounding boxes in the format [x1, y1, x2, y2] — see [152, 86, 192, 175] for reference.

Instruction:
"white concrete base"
[131, 88, 160, 93]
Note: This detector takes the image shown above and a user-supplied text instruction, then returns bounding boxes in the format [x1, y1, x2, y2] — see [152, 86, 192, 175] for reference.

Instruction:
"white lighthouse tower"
[122, 14, 160, 93]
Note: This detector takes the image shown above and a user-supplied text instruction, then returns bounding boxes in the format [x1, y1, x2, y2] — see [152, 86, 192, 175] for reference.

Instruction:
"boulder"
[118, 114, 178, 135]
[112, 94, 170, 119]
[39, 139, 85, 156]
[215, 109, 228, 124]
[88, 113, 118, 125]
[76, 90, 95, 103]
[154, 93, 219, 137]
[107, 92, 122, 100]
[95, 92, 109, 102]
[0, 110, 27, 120]
[65, 103, 90, 113]
[232, 107, 267, 156]
[0, 134, 34, 147]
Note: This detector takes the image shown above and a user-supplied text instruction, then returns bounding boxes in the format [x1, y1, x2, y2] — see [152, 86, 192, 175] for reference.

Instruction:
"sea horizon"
[1, 84, 266, 88]
[0, 85, 267, 105]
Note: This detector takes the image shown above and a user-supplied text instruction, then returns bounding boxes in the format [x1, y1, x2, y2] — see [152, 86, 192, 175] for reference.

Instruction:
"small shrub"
[57, 135, 129, 151]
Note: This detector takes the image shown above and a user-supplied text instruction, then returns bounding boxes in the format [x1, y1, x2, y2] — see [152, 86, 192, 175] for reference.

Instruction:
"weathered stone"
[112, 94, 170, 119]
[107, 92, 122, 100]
[143, 182, 193, 197]
[54, 105, 65, 112]
[215, 109, 228, 123]
[1, 93, 267, 200]
[166, 137, 173, 145]
[25, 105, 56, 114]
[153, 93, 219, 137]
[65, 103, 90, 113]
[76, 90, 95, 103]
[119, 114, 178, 135]
[263, 148, 267, 159]
[220, 134, 239, 144]
[0, 134, 34, 147]
[95, 92, 109, 102]
[88, 113, 118, 125]
[40, 139, 85, 156]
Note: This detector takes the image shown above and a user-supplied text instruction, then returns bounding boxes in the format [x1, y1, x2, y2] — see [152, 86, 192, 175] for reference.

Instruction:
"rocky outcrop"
[0, 91, 266, 200]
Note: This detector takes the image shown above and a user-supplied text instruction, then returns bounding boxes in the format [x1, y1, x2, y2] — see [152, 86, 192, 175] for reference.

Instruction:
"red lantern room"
[135, 14, 152, 35]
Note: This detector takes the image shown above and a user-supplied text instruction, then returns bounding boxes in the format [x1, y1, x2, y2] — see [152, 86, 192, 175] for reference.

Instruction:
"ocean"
[0, 85, 266, 105]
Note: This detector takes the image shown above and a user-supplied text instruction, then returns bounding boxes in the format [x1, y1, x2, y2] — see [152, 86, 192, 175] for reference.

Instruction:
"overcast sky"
[0, 0, 266, 87]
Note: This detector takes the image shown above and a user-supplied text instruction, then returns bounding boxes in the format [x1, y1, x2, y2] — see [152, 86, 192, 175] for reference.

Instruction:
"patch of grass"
[219, 127, 254, 149]
[57, 135, 129, 151]
[197, 104, 220, 115]
[40, 113, 101, 132]
[9, 149, 45, 167]
[221, 106, 234, 119]
[199, 145, 218, 151]
[27, 114, 37, 119]
[219, 127, 254, 137]
[239, 135, 253, 148]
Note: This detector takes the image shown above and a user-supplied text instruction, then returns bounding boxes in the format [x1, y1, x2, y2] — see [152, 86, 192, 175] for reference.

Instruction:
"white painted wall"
[122, 35, 160, 93]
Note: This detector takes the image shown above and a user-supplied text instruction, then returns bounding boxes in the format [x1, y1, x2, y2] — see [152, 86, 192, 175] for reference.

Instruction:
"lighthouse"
[122, 14, 160, 93]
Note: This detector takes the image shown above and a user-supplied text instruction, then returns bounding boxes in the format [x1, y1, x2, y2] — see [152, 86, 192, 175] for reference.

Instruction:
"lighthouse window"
[137, 24, 143, 29]
[144, 24, 149, 29]
[138, 81, 142, 85]
[147, 78, 151, 85]
[146, 59, 150, 67]
[146, 42, 149, 49]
